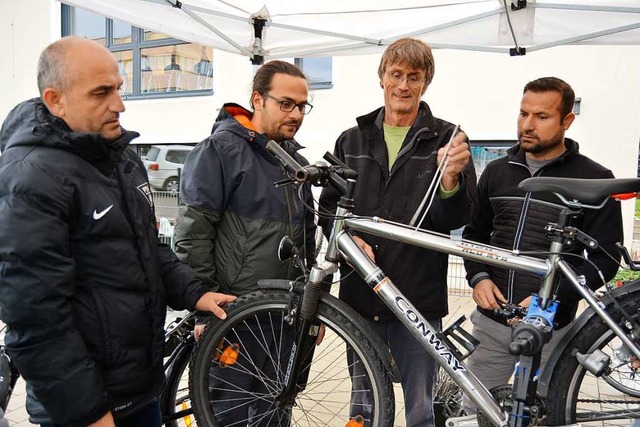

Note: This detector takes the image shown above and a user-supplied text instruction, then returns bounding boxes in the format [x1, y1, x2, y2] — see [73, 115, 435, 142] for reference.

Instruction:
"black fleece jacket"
[319, 102, 477, 321]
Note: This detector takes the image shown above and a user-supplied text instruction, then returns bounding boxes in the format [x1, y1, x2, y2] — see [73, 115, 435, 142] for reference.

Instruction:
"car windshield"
[146, 147, 160, 161]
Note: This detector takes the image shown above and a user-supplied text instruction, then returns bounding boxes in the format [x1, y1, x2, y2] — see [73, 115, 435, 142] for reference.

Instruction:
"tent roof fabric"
[60, 0, 640, 62]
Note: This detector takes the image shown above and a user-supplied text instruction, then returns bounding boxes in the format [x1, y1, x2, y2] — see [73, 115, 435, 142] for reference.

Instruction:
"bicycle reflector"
[213, 342, 240, 367]
[345, 415, 365, 427]
[612, 193, 637, 200]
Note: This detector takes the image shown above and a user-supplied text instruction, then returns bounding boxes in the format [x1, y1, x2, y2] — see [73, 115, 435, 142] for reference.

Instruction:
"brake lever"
[273, 177, 295, 188]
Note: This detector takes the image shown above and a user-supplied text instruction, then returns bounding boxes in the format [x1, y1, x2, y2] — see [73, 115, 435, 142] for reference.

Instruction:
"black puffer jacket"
[0, 99, 208, 425]
[319, 102, 477, 320]
[463, 139, 622, 328]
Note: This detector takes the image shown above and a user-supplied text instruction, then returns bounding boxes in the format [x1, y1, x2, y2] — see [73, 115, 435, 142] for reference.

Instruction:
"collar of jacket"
[355, 101, 438, 139]
[213, 102, 306, 164]
[0, 98, 138, 163]
[507, 138, 580, 169]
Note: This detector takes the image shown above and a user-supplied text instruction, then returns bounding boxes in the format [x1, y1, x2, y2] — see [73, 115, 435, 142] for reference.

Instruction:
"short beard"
[519, 134, 564, 155]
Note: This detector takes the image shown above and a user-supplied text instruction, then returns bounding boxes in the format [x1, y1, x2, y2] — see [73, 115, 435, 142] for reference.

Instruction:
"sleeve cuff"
[469, 272, 491, 288]
[438, 182, 460, 199]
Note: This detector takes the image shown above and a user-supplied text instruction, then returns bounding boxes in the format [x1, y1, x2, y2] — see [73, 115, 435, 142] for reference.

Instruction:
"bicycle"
[162, 311, 198, 426]
[188, 140, 640, 426]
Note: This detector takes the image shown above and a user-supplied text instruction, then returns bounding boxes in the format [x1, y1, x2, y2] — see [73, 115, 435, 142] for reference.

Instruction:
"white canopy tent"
[59, 0, 640, 63]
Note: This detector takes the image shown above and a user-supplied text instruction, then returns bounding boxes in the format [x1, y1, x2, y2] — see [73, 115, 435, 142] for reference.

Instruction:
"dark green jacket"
[174, 104, 316, 295]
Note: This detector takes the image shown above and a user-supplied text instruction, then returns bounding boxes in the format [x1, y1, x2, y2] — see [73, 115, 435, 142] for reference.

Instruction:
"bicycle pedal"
[345, 415, 365, 427]
[213, 342, 240, 367]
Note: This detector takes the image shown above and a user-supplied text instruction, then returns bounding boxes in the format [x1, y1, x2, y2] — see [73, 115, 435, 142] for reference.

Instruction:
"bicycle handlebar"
[265, 140, 357, 195]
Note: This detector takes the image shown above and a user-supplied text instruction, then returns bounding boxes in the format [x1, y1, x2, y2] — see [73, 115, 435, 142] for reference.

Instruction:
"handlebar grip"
[323, 152, 358, 179]
[266, 140, 303, 173]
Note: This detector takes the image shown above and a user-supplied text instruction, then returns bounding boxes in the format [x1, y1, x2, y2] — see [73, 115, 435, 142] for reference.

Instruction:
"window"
[295, 57, 332, 89]
[62, 5, 214, 99]
[145, 146, 161, 161]
[469, 140, 515, 178]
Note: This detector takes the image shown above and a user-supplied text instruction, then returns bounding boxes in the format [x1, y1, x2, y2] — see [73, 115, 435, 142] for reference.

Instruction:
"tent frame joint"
[172, 0, 182, 9]
[511, 0, 527, 11]
[510, 46, 526, 56]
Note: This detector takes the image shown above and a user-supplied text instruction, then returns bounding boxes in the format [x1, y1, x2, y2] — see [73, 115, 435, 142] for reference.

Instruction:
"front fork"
[279, 266, 327, 406]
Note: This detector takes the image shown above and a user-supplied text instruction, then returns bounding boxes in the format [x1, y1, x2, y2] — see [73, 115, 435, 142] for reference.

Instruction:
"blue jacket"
[174, 104, 316, 295]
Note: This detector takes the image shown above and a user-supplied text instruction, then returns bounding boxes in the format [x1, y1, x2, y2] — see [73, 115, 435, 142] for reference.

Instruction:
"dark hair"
[523, 77, 575, 119]
[378, 38, 435, 86]
[250, 60, 307, 109]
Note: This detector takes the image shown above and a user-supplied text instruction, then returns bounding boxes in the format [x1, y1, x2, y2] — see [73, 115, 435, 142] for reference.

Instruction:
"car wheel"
[164, 177, 179, 194]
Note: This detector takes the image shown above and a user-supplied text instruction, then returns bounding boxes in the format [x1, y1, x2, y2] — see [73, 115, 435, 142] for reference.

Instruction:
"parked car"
[142, 145, 194, 193]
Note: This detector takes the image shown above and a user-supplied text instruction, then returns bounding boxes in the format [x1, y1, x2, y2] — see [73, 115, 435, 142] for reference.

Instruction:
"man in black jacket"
[462, 77, 622, 413]
[0, 36, 234, 427]
[319, 38, 476, 427]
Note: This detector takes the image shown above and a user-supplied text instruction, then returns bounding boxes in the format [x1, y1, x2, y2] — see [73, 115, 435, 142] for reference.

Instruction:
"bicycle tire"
[0, 351, 12, 412]
[163, 341, 197, 427]
[190, 289, 394, 427]
[546, 282, 640, 426]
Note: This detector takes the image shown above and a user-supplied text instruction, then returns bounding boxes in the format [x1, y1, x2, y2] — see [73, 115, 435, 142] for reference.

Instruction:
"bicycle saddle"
[518, 177, 640, 205]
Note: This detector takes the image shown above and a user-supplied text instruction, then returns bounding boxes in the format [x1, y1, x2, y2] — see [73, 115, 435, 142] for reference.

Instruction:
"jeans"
[40, 401, 162, 427]
[349, 318, 441, 427]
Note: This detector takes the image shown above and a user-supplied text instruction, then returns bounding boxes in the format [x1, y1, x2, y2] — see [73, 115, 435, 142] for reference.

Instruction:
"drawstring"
[409, 125, 459, 229]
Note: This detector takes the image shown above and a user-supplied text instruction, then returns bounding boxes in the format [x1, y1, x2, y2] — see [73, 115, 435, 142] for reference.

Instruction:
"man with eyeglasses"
[319, 38, 477, 426]
[173, 60, 316, 426]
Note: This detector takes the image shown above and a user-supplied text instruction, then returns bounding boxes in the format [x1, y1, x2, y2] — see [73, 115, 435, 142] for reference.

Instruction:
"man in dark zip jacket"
[173, 60, 316, 425]
[0, 37, 234, 427]
[462, 77, 623, 412]
[319, 38, 476, 427]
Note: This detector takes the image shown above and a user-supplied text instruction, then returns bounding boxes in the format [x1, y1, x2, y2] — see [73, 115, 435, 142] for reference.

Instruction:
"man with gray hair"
[0, 36, 234, 427]
[320, 37, 476, 426]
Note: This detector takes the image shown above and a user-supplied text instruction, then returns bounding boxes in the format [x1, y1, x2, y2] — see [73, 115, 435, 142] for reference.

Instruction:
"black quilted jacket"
[463, 139, 622, 328]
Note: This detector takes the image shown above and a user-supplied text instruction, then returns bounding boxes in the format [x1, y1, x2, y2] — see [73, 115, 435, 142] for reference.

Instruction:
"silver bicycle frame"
[317, 213, 640, 427]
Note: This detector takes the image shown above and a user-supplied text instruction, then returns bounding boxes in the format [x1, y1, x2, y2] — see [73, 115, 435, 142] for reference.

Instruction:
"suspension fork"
[279, 184, 353, 405]
[279, 266, 325, 405]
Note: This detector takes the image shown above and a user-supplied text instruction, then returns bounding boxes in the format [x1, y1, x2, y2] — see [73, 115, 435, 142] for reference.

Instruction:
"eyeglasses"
[263, 93, 313, 115]
[386, 71, 426, 88]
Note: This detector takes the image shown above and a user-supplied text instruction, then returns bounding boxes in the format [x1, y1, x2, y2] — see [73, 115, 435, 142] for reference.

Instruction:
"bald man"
[0, 36, 234, 427]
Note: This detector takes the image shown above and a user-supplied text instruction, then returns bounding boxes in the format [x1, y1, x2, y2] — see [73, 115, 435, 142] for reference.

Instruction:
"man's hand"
[353, 236, 375, 262]
[437, 131, 471, 191]
[472, 279, 507, 310]
[88, 412, 115, 427]
[194, 292, 236, 320]
[194, 324, 206, 341]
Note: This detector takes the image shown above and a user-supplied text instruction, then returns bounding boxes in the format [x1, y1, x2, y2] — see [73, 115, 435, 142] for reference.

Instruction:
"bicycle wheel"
[546, 283, 640, 426]
[163, 342, 198, 427]
[190, 289, 394, 427]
